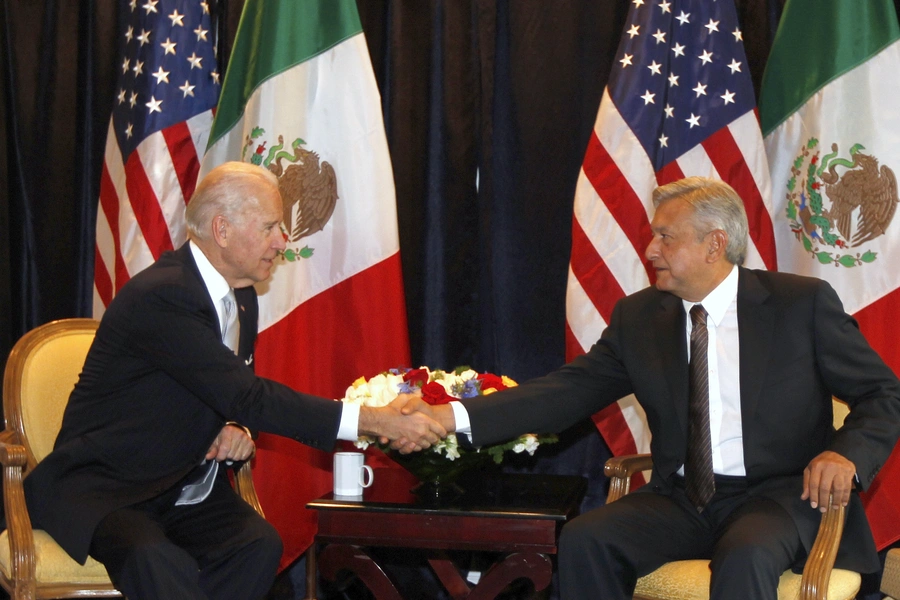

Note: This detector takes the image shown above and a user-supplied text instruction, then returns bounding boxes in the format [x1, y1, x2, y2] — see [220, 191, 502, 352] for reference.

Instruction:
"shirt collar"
[189, 240, 231, 304]
[682, 264, 738, 326]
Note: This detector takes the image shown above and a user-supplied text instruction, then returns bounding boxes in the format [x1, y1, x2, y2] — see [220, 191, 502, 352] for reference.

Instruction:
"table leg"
[304, 546, 317, 600]
[465, 552, 553, 600]
[427, 553, 471, 600]
[318, 544, 404, 600]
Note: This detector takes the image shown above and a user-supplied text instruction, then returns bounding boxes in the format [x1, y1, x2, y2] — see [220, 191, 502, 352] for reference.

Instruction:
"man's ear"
[211, 215, 229, 248]
[707, 230, 727, 261]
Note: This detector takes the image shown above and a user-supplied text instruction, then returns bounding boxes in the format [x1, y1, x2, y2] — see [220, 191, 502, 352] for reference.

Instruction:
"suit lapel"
[654, 292, 690, 435]
[737, 268, 774, 423]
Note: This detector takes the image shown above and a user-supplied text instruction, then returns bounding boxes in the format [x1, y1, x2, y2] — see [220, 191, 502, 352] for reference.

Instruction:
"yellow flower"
[483, 388, 497, 395]
[352, 376, 367, 388]
[501, 376, 518, 388]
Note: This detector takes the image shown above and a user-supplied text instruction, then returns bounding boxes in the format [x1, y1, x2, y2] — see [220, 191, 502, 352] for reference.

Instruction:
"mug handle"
[359, 465, 374, 488]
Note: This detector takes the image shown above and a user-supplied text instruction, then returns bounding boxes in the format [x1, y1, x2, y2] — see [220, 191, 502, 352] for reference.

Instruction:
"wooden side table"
[306, 468, 587, 599]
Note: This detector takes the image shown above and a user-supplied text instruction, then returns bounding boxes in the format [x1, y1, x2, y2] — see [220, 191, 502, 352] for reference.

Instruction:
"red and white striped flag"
[566, 0, 776, 478]
[94, 0, 219, 313]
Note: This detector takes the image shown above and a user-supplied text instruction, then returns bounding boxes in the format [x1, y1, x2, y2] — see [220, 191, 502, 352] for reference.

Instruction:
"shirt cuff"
[450, 401, 472, 438]
[337, 402, 360, 441]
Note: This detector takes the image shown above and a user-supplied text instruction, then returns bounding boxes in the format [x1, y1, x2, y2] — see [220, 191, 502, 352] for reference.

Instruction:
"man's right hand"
[358, 403, 447, 454]
[380, 394, 457, 450]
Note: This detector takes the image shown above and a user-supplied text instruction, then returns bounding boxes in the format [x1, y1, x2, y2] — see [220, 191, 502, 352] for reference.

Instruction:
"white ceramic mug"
[333, 451, 374, 496]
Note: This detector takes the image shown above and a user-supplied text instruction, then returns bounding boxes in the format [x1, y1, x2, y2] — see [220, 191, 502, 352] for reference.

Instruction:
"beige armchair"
[881, 547, 900, 599]
[0, 318, 264, 599]
[603, 399, 861, 600]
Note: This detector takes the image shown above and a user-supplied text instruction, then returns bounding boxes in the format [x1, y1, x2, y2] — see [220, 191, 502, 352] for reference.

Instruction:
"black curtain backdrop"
[2, 0, 795, 378]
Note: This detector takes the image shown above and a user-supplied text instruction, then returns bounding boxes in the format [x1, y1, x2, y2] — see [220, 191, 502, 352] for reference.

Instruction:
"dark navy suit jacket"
[24, 243, 343, 564]
[462, 268, 900, 573]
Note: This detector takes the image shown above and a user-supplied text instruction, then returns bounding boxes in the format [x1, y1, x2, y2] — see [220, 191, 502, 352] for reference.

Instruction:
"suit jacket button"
[653, 485, 661, 492]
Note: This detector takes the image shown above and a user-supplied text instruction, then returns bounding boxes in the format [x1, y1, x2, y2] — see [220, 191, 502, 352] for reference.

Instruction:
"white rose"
[364, 374, 401, 407]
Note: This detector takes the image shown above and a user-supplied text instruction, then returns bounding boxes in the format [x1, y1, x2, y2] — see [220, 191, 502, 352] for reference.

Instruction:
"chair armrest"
[234, 460, 265, 518]
[0, 436, 38, 593]
[799, 493, 845, 600]
[604, 454, 653, 503]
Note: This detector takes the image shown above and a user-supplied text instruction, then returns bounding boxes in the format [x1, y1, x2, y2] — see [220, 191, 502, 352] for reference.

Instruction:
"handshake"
[357, 392, 456, 454]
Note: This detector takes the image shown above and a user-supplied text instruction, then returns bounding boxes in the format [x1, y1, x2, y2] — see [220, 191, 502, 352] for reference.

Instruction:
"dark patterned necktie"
[685, 304, 715, 511]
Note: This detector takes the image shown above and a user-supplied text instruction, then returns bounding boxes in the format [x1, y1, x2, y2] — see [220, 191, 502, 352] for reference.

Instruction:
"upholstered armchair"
[0, 318, 264, 599]
[603, 399, 861, 600]
[882, 547, 900, 599]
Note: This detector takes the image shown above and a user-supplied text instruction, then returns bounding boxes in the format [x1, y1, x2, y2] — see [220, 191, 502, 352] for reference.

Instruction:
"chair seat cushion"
[882, 548, 900, 599]
[634, 559, 861, 600]
[0, 529, 113, 584]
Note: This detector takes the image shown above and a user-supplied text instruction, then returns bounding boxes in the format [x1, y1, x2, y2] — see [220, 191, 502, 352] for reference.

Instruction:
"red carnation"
[477, 373, 506, 392]
[422, 382, 453, 405]
[403, 368, 430, 390]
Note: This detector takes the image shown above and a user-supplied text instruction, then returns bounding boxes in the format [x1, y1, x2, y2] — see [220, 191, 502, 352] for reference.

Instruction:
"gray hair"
[185, 162, 280, 241]
[652, 177, 749, 265]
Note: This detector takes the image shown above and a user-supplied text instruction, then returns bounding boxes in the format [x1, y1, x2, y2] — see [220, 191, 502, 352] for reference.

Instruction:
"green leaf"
[802, 236, 813, 252]
[283, 249, 297, 261]
[837, 254, 858, 268]
[861, 250, 878, 263]
[786, 201, 797, 220]
[816, 251, 833, 265]
[807, 138, 818, 149]
[298, 246, 314, 258]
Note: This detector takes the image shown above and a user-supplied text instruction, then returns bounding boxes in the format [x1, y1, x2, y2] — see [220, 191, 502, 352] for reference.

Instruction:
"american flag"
[566, 0, 776, 473]
[94, 0, 219, 313]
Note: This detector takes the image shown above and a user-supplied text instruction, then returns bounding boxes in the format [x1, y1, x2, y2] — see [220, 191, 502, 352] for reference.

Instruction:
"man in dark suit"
[23, 162, 443, 600]
[401, 177, 900, 599]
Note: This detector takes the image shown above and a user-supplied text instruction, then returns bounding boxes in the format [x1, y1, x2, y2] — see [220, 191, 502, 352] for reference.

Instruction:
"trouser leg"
[559, 491, 711, 599]
[91, 505, 208, 600]
[167, 476, 282, 600]
[90, 473, 281, 600]
[709, 496, 802, 600]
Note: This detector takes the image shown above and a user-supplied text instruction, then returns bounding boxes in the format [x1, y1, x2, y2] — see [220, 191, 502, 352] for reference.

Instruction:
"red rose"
[403, 368, 430, 390]
[422, 382, 452, 405]
[477, 373, 506, 393]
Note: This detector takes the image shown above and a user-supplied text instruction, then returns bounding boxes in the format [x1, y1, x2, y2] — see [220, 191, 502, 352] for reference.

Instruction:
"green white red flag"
[201, 0, 410, 568]
[760, 0, 900, 549]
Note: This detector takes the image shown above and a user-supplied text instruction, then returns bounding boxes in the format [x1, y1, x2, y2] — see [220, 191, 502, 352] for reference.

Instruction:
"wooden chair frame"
[604, 454, 848, 600]
[0, 319, 265, 599]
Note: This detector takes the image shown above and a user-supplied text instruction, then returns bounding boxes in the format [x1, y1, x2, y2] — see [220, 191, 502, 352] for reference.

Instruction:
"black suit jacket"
[462, 268, 900, 573]
[24, 243, 344, 564]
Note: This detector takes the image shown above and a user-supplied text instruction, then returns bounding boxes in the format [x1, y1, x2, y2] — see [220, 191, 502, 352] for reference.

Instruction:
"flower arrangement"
[339, 366, 557, 488]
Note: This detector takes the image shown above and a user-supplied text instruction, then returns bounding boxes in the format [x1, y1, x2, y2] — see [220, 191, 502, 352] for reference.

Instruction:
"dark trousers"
[559, 476, 804, 600]
[90, 472, 282, 600]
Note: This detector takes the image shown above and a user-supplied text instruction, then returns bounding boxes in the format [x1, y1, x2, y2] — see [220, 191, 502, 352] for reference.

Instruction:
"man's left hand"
[801, 450, 856, 512]
[206, 423, 255, 463]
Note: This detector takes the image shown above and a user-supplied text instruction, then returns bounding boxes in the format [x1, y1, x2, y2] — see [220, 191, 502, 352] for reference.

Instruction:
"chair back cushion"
[6, 320, 97, 466]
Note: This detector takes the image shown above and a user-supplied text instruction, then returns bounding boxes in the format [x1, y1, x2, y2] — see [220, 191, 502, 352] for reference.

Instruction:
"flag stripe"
[123, 152, 174, 261]
[581, 132, 655, 281]
[702, 125, 777, 269]
[162, 120, 200, 205]
[570, 219, 624, 325]
[93, 246, 114, 310]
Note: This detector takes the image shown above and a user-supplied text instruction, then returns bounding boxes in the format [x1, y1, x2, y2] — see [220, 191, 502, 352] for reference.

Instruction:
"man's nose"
[273, 231, 287, 251]
[645, 238, 658, 261]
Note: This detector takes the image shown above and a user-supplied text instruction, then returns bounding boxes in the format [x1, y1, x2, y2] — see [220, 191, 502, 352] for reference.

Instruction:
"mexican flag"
[201, 0, 410, 568]
[760, 0, 900, 549]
